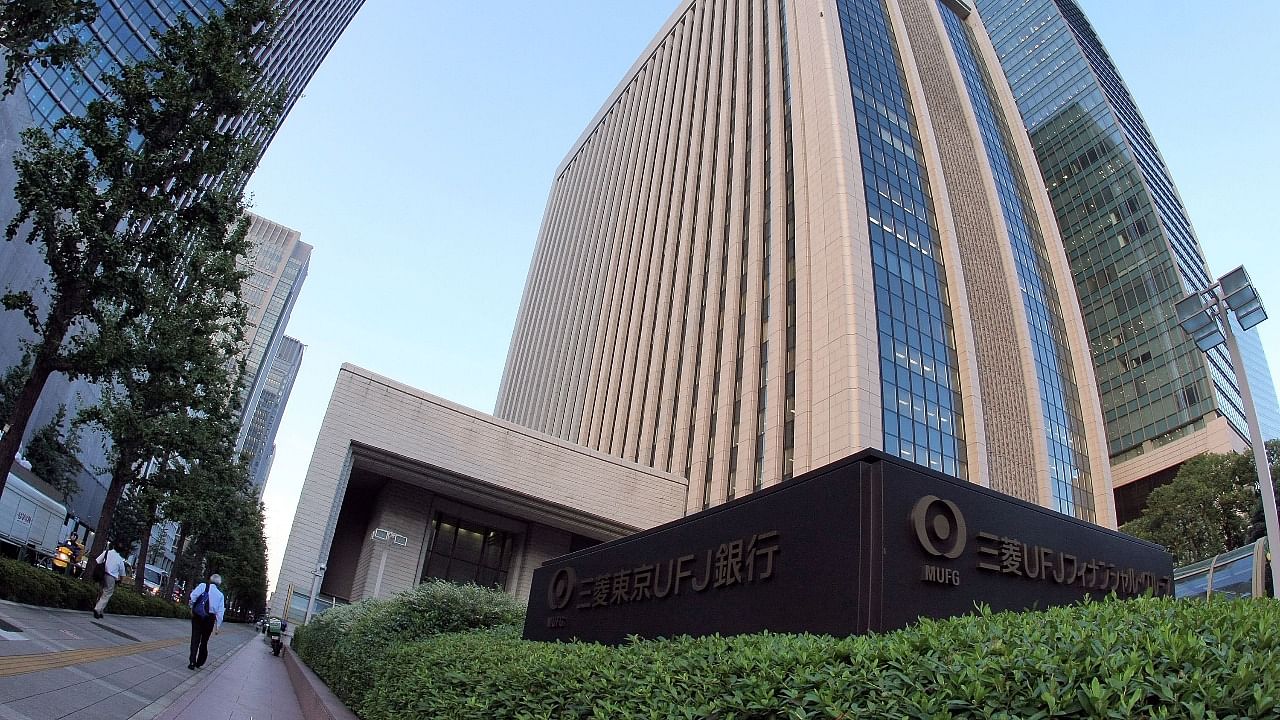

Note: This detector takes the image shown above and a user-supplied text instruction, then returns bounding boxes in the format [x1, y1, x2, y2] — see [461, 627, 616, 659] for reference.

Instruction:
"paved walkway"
[0, 599, 303, 719]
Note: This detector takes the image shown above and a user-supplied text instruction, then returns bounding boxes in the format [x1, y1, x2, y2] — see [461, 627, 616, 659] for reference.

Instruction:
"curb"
[282, 641, 360, 720]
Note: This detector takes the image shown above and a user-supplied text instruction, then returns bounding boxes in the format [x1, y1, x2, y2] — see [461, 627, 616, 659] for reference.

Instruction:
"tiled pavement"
[0, 599, 303, 719]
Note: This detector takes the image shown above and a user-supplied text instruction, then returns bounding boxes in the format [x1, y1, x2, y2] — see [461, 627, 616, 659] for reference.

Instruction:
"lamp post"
[302, 562, 326, 625]
[1175, 265, 1279, 597]
[369, 527, 408, 599]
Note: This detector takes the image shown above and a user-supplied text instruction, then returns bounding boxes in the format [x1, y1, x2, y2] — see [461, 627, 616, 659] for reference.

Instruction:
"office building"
[22, 0, 363, 154]
[0, 0, 358, 525]
[242, 336, 306, 493]
[497, 0, 1114, 522]
[1236, 325, 1280, 443]
[234, 215, 312, 458]
[973, 0, 1251, 521]
[274, 0, 1142, 618]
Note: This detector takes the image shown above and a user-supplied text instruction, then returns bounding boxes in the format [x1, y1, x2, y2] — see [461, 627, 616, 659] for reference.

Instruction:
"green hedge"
[0, 557, 190, 618]
[292, 580, 525, 706]
[297, 592, 1280, 719]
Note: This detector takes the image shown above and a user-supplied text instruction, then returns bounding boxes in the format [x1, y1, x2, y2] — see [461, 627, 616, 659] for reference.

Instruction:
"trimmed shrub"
[0, 557, 189, 618]
[292, 580, 524, 707]
[105, 584, 191, 618]
[297, 594, 1280, 719]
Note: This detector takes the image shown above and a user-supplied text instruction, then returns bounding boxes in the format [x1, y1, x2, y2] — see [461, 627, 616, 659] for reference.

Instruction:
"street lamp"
[369, 527, 408, 599]
[1175, 265, 1278, 598]
[303, 562, 326, 625]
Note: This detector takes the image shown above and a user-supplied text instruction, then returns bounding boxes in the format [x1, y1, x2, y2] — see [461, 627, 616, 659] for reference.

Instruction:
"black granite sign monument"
[524, 449, 1172, 644]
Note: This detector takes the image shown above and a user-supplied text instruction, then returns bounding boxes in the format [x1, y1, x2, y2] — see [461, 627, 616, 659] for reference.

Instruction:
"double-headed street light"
[1175, 265, 1278, 597]
[369, 527, 408, 599]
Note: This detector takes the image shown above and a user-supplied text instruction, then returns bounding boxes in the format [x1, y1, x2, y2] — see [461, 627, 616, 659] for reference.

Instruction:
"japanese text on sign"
[552, 531, 781, 612]
[974, 531, 1171, 596]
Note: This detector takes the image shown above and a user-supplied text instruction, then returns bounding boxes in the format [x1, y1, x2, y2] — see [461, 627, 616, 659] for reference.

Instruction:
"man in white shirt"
[188, 573, 226, 670]
[92, 540, 130, 619]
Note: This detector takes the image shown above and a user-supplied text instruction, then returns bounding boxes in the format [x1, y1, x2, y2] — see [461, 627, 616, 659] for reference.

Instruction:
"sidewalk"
[151, 629, 303, 720]
[0, 599, 301, 719]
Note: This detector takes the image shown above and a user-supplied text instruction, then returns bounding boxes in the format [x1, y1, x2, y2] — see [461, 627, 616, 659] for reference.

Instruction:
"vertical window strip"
[779, 0, 797, 481]
[727, 0, 755, 502]
[753, 0, 773, 491]
[834, 0, 967, 478]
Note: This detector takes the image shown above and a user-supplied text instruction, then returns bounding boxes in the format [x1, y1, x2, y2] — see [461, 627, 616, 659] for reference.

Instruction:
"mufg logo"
[910, 495, 966, 586]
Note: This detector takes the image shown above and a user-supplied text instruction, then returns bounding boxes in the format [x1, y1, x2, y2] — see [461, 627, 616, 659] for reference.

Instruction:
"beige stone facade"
[269, 365, 687, 616]
[495, 0, 1115, 525]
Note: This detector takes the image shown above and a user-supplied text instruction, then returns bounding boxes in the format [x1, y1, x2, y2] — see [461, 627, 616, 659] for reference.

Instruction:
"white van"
[0, 469, 67, 560]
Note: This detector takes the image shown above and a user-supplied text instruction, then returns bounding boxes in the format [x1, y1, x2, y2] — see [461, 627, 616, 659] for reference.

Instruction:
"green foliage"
[0, 0, 283, 510]
[108, 486, 152, 555]
[292, 580, 526, 708]
[1122, 441, 1278, 565]
[0, 0, 97, 96]
[293, 596, 1280, 720]
[23, 405, 82, 503]
[195, 489, 269, 613]
[0, 355, 30, 422]
[0, 557, 188, 617]
[104, 583, 190, 618]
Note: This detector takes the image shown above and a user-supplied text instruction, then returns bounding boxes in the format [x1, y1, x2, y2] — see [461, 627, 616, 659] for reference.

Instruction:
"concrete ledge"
[283, 642, 360, 720]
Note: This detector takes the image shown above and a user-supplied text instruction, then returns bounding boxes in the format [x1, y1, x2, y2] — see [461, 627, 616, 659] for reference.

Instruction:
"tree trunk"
[133, 499, 158, 592]
[84, 450, 133, 578]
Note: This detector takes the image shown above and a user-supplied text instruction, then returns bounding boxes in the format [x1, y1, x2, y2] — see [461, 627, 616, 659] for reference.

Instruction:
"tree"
[23, 405, 81, 503]
[0, 354, 30, 431]
[0, 0, 284, 500]
[1121, 440, 1279, 565]
[0, 0, 97, 96]
[82, 218, 255, 584]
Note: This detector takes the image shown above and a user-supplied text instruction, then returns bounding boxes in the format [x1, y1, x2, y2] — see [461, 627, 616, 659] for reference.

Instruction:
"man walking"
[187, 574, 226, 670]
[92, 540, 129, 619]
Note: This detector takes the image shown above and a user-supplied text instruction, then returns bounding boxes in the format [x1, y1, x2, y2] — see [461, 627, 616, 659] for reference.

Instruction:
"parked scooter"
[266, 616, 284, 656]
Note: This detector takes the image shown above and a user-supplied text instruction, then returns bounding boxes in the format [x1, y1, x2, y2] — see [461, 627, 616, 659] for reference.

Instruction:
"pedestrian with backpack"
[187, 573, 225, 670]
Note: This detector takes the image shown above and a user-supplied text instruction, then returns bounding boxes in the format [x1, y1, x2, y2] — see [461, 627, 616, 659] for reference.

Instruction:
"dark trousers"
[188, 614, 216, 667]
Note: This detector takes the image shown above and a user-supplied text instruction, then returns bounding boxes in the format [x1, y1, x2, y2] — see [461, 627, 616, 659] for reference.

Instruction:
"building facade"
[1236, 324, 1280, 443]
[241, 336, 306, 494]
[234, 214, 312, 459]
[21, 0, 363, 154]
[972, 0, 1251, 521]
[496, 0, 1115, 525]
[270, 365, 688, 616]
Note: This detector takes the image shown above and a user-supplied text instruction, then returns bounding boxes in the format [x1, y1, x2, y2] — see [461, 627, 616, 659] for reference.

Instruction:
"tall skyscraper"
[21, 0, 363, 151]
[973, 0, 1250, 521]
[0, 0, 357, 524]
[234, 213, 312, 457]
[241, 336, 305, 493]
[1236, 324, 1280, 443]
[498, 0, 1115, 524]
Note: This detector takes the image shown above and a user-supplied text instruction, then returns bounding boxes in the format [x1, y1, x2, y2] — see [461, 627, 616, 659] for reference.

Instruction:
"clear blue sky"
[244, 1, 1280, 591]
